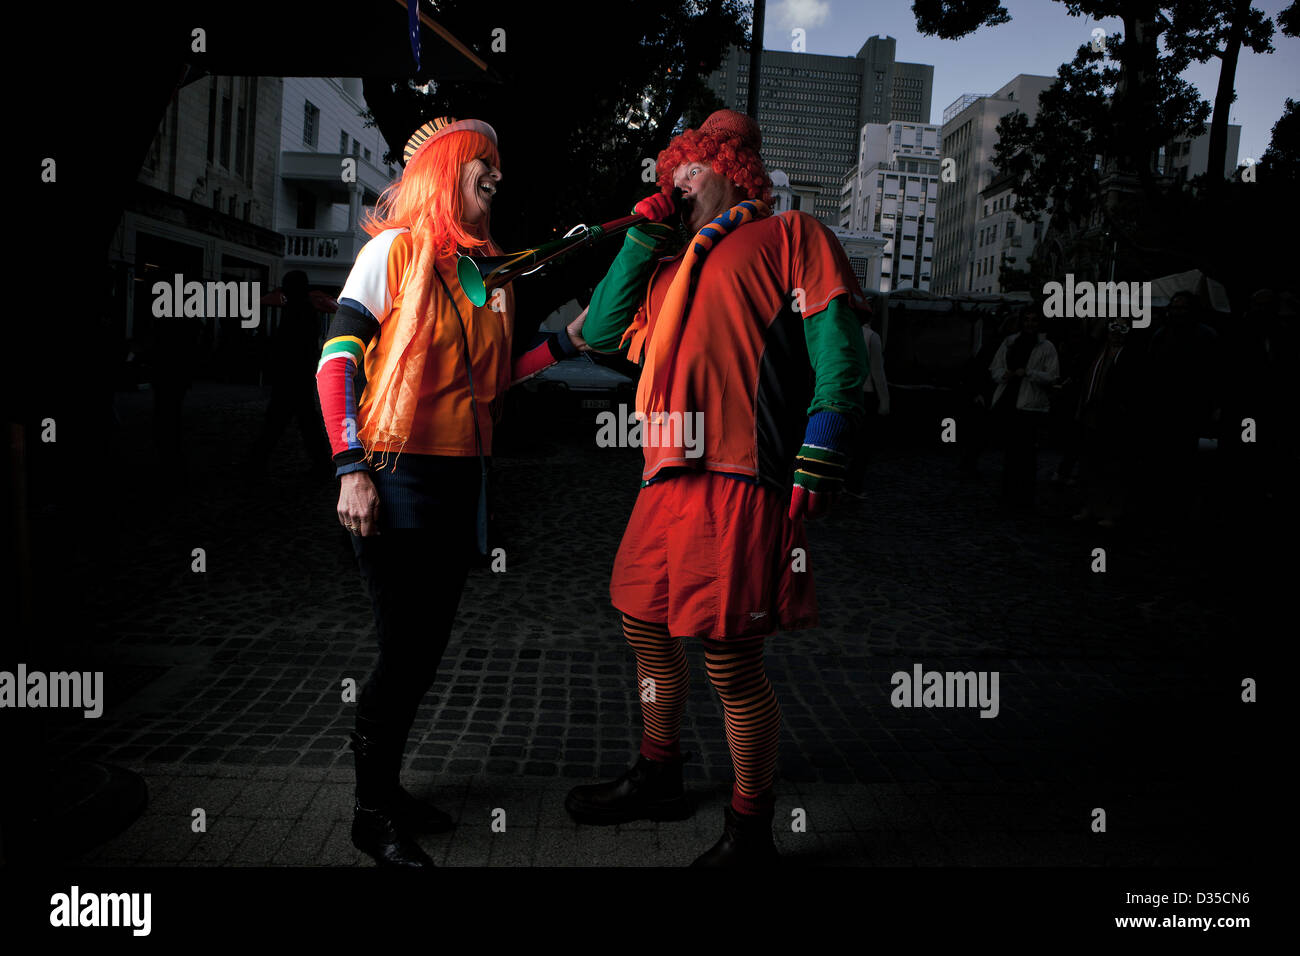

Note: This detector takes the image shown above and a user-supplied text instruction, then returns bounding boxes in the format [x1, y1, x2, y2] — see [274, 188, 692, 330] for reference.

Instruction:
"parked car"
[522, 353, 635, 410]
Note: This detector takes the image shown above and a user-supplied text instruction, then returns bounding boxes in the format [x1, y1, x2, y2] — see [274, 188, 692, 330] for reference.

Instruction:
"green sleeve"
[582, 222, 677, 353]
[803, 295, 869, 424]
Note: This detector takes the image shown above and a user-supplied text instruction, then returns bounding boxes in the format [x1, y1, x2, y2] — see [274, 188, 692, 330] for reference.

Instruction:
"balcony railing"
[283, 229, 360, 264]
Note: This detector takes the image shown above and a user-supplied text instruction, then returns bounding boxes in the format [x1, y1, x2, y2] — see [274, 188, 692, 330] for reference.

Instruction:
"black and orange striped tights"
[622, 613, 780, 817]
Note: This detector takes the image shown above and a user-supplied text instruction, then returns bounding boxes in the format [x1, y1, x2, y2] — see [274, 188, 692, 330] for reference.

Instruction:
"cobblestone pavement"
[35, 382, 1271, 866]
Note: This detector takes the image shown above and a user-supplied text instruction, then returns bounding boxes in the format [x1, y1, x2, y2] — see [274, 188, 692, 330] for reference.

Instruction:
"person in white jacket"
[988, 310, 1059, 506]
[846, 316, 890, 495]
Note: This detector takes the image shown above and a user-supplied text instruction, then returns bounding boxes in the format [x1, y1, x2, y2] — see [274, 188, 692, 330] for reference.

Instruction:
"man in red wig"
[565, 109, 870, 865]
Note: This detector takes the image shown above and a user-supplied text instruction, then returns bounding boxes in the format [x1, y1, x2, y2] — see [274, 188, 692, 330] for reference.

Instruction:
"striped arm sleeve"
[316, 304, 379, 476]
[511, 329, 580, 386]
[793, 409, 853, 494]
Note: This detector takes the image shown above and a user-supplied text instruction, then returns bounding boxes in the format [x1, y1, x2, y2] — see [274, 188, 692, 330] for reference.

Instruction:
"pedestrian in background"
[1073, 318, 1140, 527]
[989, 308, 1059, 508]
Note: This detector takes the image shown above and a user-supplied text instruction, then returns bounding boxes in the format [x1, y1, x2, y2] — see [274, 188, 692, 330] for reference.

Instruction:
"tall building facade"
[707, 36, 933, 224]
[839, 120, 942, 292]
[970, 170, 1050, 295]
[931, 74, 1054, 295]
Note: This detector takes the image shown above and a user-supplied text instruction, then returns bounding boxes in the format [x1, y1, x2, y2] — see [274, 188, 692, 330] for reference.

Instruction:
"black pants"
[350, 455, 479, 736]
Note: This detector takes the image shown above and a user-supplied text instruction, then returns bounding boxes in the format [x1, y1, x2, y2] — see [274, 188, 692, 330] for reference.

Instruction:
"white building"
[969, 169, 1050, 295]
[1158, 125, 1242, 182]
[276, 78, 399, 289]
[110, 76, 399, 350]
[932, 75, 1054, 295]
[839, 120, 942, 292]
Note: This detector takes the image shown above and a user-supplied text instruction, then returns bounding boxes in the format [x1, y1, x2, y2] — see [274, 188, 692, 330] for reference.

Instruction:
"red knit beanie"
[697, 109, 762, 153]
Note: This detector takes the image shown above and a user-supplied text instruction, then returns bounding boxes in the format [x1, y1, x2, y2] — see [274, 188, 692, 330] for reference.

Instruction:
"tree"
[1170, 0, 1275, 188]
[1256, 97, 1300, 182]
[916, 0, 1288, 190]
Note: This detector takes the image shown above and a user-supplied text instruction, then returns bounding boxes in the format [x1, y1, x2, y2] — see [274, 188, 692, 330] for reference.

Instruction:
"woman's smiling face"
[460, 157, 502, 228]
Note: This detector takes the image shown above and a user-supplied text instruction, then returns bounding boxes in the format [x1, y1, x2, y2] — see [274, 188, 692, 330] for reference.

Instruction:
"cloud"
[773, 0, 831, 30]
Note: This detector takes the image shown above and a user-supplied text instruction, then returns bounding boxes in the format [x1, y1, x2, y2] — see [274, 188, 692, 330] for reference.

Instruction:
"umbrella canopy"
[1148, 270, 1231, 313]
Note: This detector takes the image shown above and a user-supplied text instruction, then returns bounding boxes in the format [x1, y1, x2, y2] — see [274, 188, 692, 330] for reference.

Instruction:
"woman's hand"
[338, 471, 381, 537]
[566, 307, 591, 353]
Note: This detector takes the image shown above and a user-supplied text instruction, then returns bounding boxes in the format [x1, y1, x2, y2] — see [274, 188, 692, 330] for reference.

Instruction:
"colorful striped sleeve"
[317, 308, 378, 473]
[510, 329, 581, 385]
[316, 230, 405, 476]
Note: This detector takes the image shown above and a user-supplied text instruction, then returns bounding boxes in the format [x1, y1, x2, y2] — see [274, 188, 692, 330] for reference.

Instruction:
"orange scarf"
[358, 219, 499, 470]
[621, 199, 770, 418]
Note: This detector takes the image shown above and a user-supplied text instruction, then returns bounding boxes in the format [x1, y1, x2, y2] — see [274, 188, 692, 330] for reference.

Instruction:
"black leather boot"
[349, 722, 435, 868]
[690, 804, 779, 866]
[565, 753, 692, 825]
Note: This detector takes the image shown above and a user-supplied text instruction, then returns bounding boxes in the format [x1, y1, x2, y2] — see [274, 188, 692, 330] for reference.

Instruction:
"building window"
[235, 103, 247, 176]
[206, 79, 217, 163]
[303, 101, 319, 148]
[296, 187, 316, 229]
[243, 200, 252, 221]
[220, 90, 232, 168]
[339, 130, 349, 153]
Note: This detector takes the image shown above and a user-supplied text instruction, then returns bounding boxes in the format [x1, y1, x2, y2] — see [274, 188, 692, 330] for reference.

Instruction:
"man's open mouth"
[478, 181, 497, 199]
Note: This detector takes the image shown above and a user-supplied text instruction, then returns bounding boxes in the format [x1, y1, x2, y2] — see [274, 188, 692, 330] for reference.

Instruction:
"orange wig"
[362, 130, 501, 260]
[656, 128, 772, 205]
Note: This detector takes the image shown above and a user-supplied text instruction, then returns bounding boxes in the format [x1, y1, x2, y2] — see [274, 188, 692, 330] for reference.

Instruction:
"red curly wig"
[362, 130, 501, 260]
[655, 127, 772, 206]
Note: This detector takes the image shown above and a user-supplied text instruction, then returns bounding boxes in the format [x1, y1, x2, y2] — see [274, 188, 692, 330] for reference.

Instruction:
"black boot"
[690, 804, 779, 867]
[565, 753, 692, 825]
[349, 722, 435, 868]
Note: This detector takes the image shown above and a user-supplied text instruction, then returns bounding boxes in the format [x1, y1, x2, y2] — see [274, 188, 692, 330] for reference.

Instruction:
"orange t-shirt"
[340, 227, 515, 456]
[631, 210, 861, 486]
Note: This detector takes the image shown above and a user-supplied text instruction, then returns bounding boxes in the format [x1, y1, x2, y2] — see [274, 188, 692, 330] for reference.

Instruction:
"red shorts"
[609, 471, 817, 640]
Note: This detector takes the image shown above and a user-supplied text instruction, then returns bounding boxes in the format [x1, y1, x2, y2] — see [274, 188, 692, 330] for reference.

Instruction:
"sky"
[761, 0, 1299, 164]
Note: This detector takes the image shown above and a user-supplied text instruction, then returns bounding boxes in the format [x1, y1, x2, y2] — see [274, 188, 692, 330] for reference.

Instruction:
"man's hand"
[789, 410, 852, 522]
[566, 307, 590, 353]
[338, 471, 381, 536]
[790, 483, 838, 521]
[634, 191, 677, 223]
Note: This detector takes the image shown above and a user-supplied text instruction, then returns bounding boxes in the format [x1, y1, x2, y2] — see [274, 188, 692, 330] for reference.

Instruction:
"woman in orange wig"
[315, 117, 585, 868]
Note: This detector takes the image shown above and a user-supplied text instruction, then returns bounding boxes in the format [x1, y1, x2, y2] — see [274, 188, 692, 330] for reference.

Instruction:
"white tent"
[1148, 269, 1231, 313]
